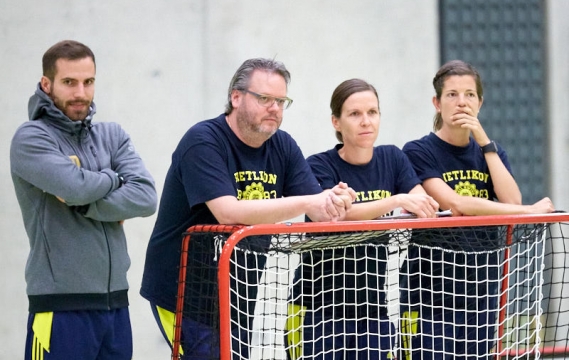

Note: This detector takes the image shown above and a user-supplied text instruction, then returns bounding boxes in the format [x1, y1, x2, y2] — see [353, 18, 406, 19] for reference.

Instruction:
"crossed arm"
[422, 177, 553, 216]
[338, 184, 439, 221]
[206, 182, 357, 225]
[10, 123, 157, 222]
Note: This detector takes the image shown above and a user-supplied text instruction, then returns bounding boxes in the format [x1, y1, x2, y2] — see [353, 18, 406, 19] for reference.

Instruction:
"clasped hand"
[323, 182, 357, 221]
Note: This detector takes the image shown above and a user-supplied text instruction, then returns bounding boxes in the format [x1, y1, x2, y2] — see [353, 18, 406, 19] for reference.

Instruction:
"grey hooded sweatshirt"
[10, 85, 157, 313]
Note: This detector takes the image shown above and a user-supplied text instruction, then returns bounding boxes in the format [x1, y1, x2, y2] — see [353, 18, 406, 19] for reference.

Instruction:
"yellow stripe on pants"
[31, 312, 53, 360]
[285, 303, 306, 360]
[400, 310, 419, 360]
[156, 306, 184, 355]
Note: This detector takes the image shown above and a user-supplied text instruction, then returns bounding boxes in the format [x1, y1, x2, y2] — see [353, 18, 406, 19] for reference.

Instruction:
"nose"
[457, 94, 467, 106]
[361, 114, 371, 126]
[74, 84, 86, 98]
[267, 99, 281, 112]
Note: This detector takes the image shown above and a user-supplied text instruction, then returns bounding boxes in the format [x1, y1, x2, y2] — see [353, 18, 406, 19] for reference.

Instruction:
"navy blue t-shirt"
[140, 114, 322, 324]
[292, 144, 421, 317]
[401, 132, 512, 309]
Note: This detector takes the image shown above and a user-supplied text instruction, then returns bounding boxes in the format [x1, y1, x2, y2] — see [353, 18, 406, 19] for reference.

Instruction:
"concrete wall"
[1, 1, 567, 359]
[547, 0, 569, 212]
[0, 1, 439, 358]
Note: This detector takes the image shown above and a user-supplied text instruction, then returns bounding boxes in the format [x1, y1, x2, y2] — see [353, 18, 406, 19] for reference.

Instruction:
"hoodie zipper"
[89, 143, 113, 309]
[81, 126, 113, 309]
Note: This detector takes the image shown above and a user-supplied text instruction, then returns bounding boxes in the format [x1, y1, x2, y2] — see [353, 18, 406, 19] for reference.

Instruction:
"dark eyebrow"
[60, 77, 95, 82]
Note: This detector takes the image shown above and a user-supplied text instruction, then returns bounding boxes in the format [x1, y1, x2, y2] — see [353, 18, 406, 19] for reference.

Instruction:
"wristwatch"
[481, 141, 498, 154]
[116, 173, 125, 188]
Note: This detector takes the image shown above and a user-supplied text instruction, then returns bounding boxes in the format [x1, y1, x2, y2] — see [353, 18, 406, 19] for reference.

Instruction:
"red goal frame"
[172, 213, 569, 360]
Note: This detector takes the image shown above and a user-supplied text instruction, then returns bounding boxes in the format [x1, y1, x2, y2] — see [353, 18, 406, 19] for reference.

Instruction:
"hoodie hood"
[28, 83, 97, 135]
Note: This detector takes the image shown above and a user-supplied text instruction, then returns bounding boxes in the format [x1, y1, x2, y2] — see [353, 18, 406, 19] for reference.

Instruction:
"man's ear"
[230, 89, 242, 109]
[40, 76, 51, 94]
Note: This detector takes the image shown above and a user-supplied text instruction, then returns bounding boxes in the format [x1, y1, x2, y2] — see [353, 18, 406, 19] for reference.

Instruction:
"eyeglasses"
[241, 89, 293, 110]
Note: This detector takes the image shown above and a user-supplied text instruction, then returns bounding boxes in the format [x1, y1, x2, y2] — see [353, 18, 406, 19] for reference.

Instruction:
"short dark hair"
[225, 58, 291, 115]
[432, 60, 483, 131]
[330, 79, 379, 143]
[42, 40, 96, 81]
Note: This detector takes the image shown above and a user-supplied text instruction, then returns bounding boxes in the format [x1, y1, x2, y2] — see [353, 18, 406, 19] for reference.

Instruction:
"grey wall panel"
[440, 0, 547, 204]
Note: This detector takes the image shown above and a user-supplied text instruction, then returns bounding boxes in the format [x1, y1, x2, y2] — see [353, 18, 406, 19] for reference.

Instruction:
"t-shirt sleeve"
[283, 138, 322, 196]
[402, 140, 442, 182]
[179, 129, 235, 207]
[496, 142, 513, 174]
[391, 146, 422, 193]
[306, 153, 337, 191]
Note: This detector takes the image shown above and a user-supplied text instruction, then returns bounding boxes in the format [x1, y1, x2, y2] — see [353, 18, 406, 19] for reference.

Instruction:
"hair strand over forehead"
[224, 58, 291, 115]
[42, 40, 95, 81]
[330, 78, 379, 143]
[432, 60, 483, 131]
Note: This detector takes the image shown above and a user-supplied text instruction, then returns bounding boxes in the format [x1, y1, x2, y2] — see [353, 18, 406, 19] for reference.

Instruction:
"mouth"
[68, 102, 89, 109]
[263, 117, 279, 123]
[454, 108, 470, 115]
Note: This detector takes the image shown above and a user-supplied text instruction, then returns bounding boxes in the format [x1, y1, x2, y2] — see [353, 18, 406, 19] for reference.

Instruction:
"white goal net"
[173, 215, 569, 360]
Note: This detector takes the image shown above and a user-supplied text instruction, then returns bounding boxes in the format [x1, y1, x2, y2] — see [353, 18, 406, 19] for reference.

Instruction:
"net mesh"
[174, 220, 569, 360]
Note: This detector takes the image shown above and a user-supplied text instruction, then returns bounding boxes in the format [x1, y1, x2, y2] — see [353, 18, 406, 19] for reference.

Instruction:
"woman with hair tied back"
[400, 59, 555, 359]
[287, 78, 439, 360]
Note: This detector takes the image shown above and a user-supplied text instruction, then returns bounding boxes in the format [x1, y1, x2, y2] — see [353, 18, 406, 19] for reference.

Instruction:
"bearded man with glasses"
[141, 57, 356, 359]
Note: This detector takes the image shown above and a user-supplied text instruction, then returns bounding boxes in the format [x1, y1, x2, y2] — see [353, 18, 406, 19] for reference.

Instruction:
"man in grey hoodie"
[10, 40, 157, 360]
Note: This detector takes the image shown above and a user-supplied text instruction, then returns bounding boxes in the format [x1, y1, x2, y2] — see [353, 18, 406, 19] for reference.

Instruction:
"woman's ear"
[331, 115, 341, 131]
[432, 96, 440, 113]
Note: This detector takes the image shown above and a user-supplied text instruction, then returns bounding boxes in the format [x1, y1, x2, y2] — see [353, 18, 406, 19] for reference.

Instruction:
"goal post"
[172, 214, 569, 360]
